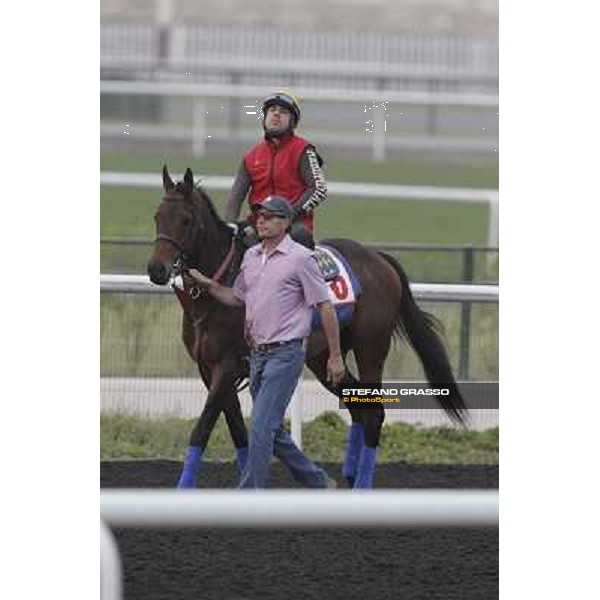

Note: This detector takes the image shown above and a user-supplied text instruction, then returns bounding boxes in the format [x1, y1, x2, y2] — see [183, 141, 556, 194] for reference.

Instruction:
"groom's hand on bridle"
[181, 269, 196, 288]
[186, 268, 213, 290]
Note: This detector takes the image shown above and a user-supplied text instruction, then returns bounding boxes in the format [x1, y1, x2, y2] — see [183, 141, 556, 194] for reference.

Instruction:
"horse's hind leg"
[306, 351, 365, 488]
[223, 393, 249, 475]
[354, 402, 384, 489]
[352, 344, 388, 489]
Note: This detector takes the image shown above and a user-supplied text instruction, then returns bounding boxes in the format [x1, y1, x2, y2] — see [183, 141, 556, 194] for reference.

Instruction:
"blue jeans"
[238, 340, 329, 489]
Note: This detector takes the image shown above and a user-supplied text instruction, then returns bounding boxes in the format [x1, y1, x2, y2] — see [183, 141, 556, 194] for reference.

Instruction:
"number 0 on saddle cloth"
[311, 245, 362, 331]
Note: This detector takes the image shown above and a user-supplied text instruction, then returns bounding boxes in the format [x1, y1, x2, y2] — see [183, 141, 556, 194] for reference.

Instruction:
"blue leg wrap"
[236, 446, 249, 475]
[177, 445, 203, 489]
[342, 424, 364, 481]
[353, 446, 378, 489]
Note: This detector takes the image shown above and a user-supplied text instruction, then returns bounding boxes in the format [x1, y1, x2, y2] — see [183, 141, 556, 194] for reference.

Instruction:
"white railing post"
[192, 99, 206, 157]
[100, 519, 122, 600]
[487, 192, 499, 248]
[372, 103, 387, 163]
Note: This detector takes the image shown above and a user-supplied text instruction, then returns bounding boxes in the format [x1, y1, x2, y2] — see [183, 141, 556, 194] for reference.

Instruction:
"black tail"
[379, 252, 469, 427]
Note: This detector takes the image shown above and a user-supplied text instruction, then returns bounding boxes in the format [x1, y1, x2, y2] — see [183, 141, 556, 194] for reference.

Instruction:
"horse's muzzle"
[147, 260, 171, 285]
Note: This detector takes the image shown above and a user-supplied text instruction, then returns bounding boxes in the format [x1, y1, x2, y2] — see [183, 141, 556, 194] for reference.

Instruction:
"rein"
[188, 236, 237, 300]
[211, 238, 237, 282]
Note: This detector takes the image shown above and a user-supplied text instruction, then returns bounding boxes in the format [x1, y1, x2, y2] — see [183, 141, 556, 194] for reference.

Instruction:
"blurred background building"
[101, 0, 497, 34]
[100, 0, 498, 163]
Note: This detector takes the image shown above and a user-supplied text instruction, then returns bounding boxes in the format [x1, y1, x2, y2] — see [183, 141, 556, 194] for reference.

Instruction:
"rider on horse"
[224, 90, 327, 250]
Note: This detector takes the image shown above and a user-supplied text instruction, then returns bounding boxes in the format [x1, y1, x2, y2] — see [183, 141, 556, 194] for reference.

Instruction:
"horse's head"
[147, 166, 203, 285]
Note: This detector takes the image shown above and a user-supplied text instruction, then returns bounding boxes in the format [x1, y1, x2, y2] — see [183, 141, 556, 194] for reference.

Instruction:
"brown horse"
[147, 166, 468, 489]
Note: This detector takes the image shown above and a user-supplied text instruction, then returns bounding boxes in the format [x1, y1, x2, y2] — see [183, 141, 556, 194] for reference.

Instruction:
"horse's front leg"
[223, 392, 249, 476]
[176, 359, 238, 489]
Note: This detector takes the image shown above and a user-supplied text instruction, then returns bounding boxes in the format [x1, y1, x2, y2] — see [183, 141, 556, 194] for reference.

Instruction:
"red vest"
[243, 134, 314, 232]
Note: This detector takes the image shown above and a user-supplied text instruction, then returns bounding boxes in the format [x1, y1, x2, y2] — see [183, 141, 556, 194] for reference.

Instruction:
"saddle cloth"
[311, 244, 362, 331]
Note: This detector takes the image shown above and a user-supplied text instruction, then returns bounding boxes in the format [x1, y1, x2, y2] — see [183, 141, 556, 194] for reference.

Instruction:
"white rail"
[101, 171, 498, 246]
[101, 489, 499, 528]
[100, 171, 497, 202]
[100, 80, 498, 108]
[100, 489, 498, 599]
[100, 79, 498, 158]
[100, 274, 499, 303]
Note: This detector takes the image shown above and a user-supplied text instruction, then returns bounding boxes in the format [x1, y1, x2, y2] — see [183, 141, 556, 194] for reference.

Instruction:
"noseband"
[154, 233, 186, 255]
[154, 222, 238, 298]
[153, 233, 188, 276]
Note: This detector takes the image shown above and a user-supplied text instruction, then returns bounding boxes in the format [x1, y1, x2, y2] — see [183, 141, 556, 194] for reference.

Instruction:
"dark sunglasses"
[256, 211, 285, 221]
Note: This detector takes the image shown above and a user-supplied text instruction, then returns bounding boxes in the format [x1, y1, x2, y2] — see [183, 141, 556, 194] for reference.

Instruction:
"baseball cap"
[254, 196, 294, 219]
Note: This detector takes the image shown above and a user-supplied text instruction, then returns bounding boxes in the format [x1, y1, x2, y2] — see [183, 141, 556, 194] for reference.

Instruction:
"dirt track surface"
[101, 460, 498, 600]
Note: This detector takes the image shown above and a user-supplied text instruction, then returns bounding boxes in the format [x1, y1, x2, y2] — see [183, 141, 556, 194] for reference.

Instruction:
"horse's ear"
[162, 165, 175, 192]
[183, 168, 194, 193]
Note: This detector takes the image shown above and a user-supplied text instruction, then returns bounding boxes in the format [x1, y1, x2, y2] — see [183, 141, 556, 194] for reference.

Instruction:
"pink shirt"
[232, 234, 329, 346]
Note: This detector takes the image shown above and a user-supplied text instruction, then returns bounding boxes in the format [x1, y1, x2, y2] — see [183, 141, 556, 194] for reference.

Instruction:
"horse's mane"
[172, 180, 228, 230]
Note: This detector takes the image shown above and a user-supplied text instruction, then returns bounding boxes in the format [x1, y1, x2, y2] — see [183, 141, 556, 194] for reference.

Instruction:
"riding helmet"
[261, 91, 301, 126]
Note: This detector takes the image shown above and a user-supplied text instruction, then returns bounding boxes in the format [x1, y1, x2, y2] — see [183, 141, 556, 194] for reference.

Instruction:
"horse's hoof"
[352, 474, 375, 489]
[325, 476, 338, 490]
[176, 476, 196, 489]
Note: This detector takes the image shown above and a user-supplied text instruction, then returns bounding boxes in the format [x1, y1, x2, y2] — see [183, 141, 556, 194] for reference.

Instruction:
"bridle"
[153, 193, 204, 280]
[153, 233, 187, 275]
[153, 206, 239, 299]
